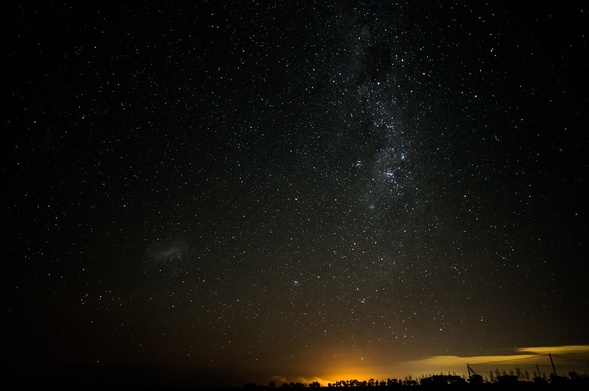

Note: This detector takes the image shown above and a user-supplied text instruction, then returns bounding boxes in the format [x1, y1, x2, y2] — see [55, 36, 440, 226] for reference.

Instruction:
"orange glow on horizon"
[271, 344, 589, 386]
[308, 364, 406, 385]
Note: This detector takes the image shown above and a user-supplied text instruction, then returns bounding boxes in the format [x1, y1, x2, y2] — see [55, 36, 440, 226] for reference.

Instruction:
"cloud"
[397, 345, 589, 378]
[516, 345, 589, 355]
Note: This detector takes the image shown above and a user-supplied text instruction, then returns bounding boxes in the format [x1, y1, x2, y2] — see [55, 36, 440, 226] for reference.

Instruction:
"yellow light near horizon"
[299, 344, 589, 385]
[323, 368, 395, 384]
[516, 345, 589, 355]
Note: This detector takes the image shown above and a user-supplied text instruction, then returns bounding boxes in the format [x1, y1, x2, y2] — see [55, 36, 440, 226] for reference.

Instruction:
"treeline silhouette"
[244, 371, 589, 390]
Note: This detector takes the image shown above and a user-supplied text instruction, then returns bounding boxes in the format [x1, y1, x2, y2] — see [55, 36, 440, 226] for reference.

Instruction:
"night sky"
[5, 1, 589, 388]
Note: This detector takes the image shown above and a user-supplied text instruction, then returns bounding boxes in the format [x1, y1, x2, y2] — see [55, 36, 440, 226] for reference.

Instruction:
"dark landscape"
[5, 372, 589, 391]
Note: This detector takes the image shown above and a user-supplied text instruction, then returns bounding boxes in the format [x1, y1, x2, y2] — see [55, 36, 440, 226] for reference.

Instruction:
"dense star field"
[5, 1, 589, 388]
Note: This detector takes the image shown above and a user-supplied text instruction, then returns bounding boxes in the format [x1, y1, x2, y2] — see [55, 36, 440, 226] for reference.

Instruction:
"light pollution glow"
[274, 345, 589, 385]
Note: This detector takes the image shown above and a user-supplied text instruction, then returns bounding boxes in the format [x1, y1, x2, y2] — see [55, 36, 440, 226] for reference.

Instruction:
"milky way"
[6, 1, 589, 387]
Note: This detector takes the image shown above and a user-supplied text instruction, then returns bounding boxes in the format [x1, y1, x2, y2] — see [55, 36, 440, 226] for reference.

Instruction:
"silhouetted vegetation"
[242, 370, 589, 390]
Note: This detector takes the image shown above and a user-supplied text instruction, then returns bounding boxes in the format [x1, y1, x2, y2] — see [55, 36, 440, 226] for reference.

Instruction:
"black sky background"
[5, 1, 589, 387]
